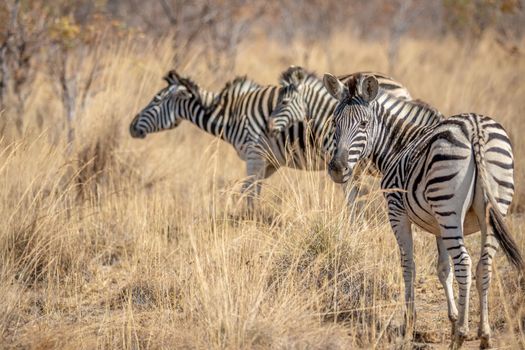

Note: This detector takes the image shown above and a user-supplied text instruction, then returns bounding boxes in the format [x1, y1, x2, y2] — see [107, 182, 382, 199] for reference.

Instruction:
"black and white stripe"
[324, 72, 523, 349]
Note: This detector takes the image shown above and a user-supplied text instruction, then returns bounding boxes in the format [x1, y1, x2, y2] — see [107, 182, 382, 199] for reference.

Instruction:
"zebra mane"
[410, 98, 444, 119]
[222, 75, 261, 92]
[343, 74, 360, 98]
[163, 69, 201, 94]
[378, 95, 445, 129]
[164, 70, 205, 104]
[279, 66, 318, 87]
[205, 75, 260, 113]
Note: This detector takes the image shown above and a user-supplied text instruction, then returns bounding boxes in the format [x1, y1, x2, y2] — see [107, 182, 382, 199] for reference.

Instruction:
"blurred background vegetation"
[1, 0, 523, 143]
[0, 0, 525, 115]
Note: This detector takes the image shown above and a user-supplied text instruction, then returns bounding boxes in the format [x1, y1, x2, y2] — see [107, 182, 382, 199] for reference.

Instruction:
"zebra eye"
[359, 120, 368, 128]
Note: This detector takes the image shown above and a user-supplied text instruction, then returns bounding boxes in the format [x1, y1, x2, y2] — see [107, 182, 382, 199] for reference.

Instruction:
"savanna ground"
[1, 32, 525, 349]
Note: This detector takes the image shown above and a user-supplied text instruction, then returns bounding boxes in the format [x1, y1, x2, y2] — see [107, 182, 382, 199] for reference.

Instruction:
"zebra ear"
[290, 67, 306, 89]
[323, 73, 346, 101]
[164, 70, 179, 85]
[173, 86, 191, 100]
[360, 76, 379, 102]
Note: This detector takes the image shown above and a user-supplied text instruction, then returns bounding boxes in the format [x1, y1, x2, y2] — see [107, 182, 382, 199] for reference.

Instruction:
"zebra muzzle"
[328, 150, 349, 183]
[130, 119, 146, 139]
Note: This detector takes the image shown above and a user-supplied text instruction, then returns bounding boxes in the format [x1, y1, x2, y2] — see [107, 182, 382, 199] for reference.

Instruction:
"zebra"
[323, 72, 523, 349]
[130, 69, 349, 212]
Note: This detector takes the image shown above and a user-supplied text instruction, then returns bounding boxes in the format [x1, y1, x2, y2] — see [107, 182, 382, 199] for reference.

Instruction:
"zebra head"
[324, 73, 379, 184]
[268, 66, 308, 137]
[130, 70, 194, 139]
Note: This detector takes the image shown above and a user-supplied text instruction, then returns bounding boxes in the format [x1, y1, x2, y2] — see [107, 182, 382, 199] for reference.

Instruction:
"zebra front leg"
[388, 211, 416, 338]
[342, 173, 368, 219]
[438, 219, 472, 350]
[342, 182, 359, 219]
[436, 237, 459, 337]
[241, 156, 267, 215]
[475, 214, 498, 349]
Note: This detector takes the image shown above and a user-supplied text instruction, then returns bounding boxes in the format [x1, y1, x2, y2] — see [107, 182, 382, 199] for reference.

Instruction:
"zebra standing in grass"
[130, 70, 273, 211]
[130, 69, 415, 212]
[267, 67, 472, 338]
[323, 72, 523, 349]
[269, 66, 436, 206]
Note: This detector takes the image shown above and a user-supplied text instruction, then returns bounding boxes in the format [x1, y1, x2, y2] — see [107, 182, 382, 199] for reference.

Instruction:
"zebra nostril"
[130, 123, 146, 139]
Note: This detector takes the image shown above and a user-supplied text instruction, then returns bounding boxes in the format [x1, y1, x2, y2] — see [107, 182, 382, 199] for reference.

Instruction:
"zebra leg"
[436, 237, 459, 337]
[241, 156, 269, 214]
[343, 173, 368, 219]
[342, 182, 359, 218]
[475, 213, 498, 349]
[439, 224, 472, 349]
[388, 212, 416, 337]
[252, 164, 278, 207]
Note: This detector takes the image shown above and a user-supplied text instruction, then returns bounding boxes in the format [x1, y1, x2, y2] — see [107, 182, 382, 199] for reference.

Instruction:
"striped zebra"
[130, 70, 271, 211]
[130, 69, 414, 212]
[323, 72, 523, 349]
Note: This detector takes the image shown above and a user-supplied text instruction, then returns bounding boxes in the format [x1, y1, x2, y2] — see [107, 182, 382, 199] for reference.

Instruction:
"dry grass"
[0, 33, 524, 349]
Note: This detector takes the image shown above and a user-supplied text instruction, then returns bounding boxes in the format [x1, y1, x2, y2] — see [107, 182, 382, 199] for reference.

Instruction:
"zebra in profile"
[130, 70, 274, 211]
[129, 70, 259, 138]
[130, 69, 415, 212]
[323, 72, 523, 349]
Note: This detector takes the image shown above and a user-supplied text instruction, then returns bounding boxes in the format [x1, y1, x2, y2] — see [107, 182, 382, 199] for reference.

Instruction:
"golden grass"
[0, 33, 524, 349]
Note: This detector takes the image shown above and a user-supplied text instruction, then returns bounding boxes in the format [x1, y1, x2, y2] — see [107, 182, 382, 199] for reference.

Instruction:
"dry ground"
[0, 33, 524, 349]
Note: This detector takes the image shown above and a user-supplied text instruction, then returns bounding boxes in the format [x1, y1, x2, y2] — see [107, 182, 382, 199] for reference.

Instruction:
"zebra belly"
[405, 197, 441, 235]
[266, 139, 328, 171]
[250, 138, 327, 171]
[405, 205, 480, 236]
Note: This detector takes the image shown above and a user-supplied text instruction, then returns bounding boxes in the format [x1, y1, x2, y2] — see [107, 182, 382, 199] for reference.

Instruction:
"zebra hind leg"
[475, 210, 498, 349]
[388, 211, 416, 339]
[438, 219, 472, 350]
[436, 237, 459, 338]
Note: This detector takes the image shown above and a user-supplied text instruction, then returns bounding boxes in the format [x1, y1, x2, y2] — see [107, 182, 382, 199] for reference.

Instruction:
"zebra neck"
[369, 102, 439, 173]
[304, 83, 337, 122]
[180, 96, 228, 139]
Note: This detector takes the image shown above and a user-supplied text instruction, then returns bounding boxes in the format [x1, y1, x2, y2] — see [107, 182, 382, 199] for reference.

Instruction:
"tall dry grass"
[0, 33, 524, 349]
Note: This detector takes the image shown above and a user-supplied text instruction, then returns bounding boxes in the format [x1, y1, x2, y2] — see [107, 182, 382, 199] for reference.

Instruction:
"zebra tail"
[472, 127, 525, 272]
[488, 205, 525, 272]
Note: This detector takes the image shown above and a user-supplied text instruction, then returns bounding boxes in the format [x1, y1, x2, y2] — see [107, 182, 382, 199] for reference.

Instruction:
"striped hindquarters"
[406, 113, 514, 233]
